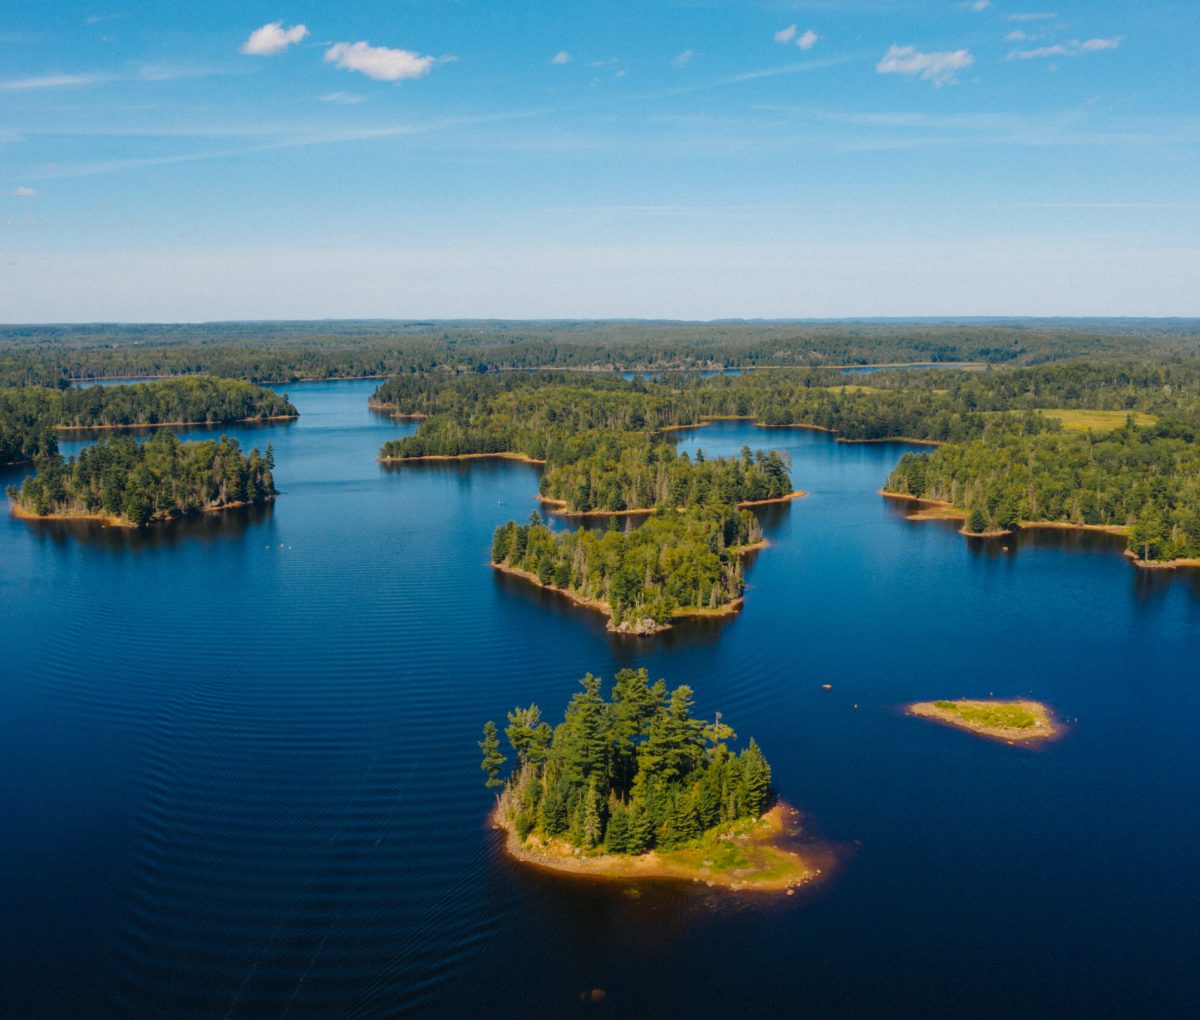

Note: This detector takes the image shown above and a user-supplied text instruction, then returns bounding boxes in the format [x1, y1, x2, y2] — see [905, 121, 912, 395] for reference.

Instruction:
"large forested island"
[7, 430, 277, 527]
[0, 377, 296, 466]
[481, 669, 822, 891]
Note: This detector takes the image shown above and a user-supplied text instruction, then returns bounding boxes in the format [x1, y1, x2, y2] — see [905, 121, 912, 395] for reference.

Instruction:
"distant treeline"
[484, 669, 773, 854]
[0, 378, 295, 465]
[4, 318, 1199, 386]
[7, 431, 277, 527]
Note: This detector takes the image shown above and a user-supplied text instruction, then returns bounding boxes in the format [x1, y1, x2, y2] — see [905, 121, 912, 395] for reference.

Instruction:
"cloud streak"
[0, 72, 113, 90]
[877, 45, 973, 86]
[1008, 38, 1122, 60]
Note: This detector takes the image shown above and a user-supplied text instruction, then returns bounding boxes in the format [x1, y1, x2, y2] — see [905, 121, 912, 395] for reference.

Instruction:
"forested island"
[7, 430, 277, 527]
[481, 669, 822, 891]
[492, 507, 761, 632]
[0, 378, 296, 465]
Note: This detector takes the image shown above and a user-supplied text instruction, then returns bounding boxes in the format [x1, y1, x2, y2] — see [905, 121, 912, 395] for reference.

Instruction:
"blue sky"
[1, 1, 1197, 321]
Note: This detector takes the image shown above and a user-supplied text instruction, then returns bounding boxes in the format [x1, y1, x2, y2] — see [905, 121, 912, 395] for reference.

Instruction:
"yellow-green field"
[1039, 408, 1157, 432]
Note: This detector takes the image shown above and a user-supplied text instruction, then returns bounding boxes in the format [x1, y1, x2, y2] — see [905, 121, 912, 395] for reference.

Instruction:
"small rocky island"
[480, 669, 826, 891]
[909, 699, 1061, 744]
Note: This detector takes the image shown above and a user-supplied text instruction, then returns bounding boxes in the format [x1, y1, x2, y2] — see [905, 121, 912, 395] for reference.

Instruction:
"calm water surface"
[2, 381, 1198, 1018]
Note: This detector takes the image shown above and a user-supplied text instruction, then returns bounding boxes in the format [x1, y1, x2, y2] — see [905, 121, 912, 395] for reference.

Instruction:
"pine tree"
[478, 721, 506, 790]
[740, 738, 771, 817]
[605, 801, 631, 853]
[581, 776, 604, 849]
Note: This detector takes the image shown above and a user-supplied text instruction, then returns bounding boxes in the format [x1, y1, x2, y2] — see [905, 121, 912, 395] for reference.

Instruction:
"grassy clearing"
[932, 700, 1037, 730]
[1039, 408, 1157, 432]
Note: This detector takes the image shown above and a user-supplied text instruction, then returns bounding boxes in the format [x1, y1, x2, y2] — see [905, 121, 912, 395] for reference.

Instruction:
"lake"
[2, 380, 1198, 1018]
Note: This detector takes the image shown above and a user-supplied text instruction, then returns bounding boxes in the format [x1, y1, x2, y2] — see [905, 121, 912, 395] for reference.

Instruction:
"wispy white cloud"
[550, 51, 570, 65]
[324, 41, 437, 82]
[1004, 12, 1059, 21]
[319, 91, 365, 105]
[673, 49, 698, 69]
[877, 45, 973, 86]
[1008, 37, 1122, 60]
[590, 58, 619, 68]
[0, 72, 113, 90]
[240, 21, 308, 56]
[1006, 31, 1028, 42]
[775, 25, 818, 50]
[964, 0, 992, 10]
[8, 186, 38, 197]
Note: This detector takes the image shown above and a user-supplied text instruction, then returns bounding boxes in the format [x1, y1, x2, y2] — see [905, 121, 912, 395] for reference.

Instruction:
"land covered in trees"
[492, 507, 762, 632]
[481, 669, 822, 891]
[884, 418, 1200, 564]
[4, 318, 1198, 388]
[0, 378, 295, 465]
[7, 430, 277, 527]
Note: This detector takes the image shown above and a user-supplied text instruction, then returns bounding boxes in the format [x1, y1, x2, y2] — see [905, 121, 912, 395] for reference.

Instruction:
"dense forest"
[7, 431, 277, 526]
[0, 378, 295, 465]
[4, 318, 1199, 387]
[492, 507, 761, 630]
[885, 419, 1200, 562]
[482, 669, 773, 854]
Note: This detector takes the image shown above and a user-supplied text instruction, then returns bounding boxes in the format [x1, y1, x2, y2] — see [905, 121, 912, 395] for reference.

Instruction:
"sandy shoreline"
[536, 495, 657, 518]
[9, 495, 274, 528]
[366, 402, 429, 419]
[736, 490, 806, 508]
[491, 560, 748, 632]
[379, 451, 546, 465]
[54, 414, 297, 432]
[492, 801, 826, 893]
[881, 491, 1133, 535]
[536, 489, 805, 517]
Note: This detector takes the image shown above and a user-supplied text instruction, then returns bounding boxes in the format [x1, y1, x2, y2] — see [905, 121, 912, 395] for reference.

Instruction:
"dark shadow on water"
[13, 500, 274, 552]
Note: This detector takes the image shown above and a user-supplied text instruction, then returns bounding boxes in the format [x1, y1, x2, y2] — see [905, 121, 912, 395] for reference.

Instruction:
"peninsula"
[908, 699, 1061, 744]
[481, 669, 824, 892]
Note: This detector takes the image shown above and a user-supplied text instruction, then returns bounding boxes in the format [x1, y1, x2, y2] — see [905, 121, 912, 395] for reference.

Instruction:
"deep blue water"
[2, 381, 1198, 1018]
